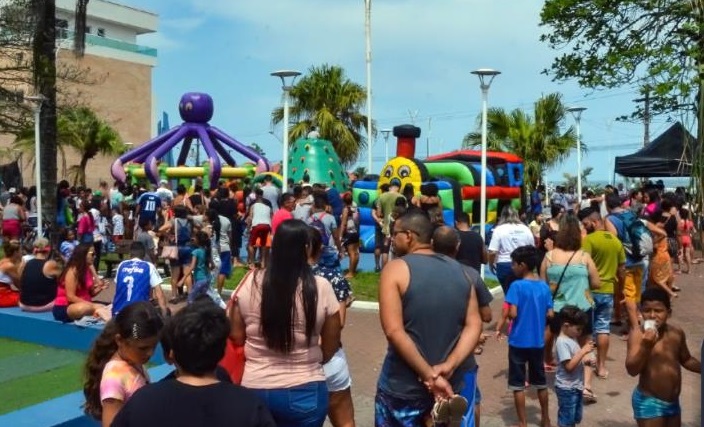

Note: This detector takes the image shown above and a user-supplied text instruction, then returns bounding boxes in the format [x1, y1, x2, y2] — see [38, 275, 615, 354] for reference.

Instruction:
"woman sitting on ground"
[230, 219, 341, 427]
[0, 240, 22, 307]
[52, 244, 110, 322]
[19, 238, 61, 312]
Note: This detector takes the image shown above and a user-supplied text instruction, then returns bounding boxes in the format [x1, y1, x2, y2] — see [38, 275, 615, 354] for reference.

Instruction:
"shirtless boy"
[625, 287, 700, 427]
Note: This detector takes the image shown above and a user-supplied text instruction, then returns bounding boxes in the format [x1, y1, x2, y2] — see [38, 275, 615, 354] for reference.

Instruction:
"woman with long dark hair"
[231, 219, 341, 427]
[52, 244, 109, 322]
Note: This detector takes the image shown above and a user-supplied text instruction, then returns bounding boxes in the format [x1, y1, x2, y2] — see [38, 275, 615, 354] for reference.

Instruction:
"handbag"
[160, 218, 179, 260]
[219, 270, 254, 384]
[549, 250, 578, 297]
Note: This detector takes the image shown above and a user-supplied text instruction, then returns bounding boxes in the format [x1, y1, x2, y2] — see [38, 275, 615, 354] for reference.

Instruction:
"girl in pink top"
[77, 203, 96, 244]
[52, 244, 109, 323]
[678, 208, 696, 274]
[231, 219, 341, 427]
[84, 301, 163, 427]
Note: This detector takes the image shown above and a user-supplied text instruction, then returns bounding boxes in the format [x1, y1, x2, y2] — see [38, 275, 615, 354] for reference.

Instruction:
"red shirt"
[271, 209, 293, 235]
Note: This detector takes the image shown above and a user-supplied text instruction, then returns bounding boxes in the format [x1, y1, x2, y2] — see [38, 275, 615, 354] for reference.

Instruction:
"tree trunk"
[33, 0, 57, 226]
[79, 155, 89, 187]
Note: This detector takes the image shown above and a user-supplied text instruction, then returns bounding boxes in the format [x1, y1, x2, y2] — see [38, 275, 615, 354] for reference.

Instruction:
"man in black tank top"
[375, 211, 482, 426]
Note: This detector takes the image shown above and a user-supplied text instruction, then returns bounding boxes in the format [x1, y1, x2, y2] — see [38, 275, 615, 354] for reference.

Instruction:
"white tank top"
[251, 202, 272, 227]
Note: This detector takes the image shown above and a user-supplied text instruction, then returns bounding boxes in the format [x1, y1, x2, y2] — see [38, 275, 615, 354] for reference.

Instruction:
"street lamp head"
[566, 106, 587, 121]
[471, 68, 501, 89]
[271, 70, 302, 90]
[381, 128, 392, 139]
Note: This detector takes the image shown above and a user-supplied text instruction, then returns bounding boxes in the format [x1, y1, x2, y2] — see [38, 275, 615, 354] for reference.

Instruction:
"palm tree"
[463, 93, 582, 191]
[271, 64, 373, 165]
[14, 106, 125, 186]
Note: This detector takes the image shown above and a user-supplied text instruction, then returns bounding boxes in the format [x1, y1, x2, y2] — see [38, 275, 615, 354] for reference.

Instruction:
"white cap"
[8, 187, 16, 193]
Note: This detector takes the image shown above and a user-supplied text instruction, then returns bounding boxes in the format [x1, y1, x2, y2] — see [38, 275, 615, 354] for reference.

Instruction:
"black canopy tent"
[614, 122, 698, 177]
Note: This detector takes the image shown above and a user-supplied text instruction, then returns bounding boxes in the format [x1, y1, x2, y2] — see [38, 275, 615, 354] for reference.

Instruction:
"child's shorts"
[508, 346, 547, 391]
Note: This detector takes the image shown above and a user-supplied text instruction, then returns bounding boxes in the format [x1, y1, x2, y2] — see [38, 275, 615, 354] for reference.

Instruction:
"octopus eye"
[398, 165, 411, 178]
[382, 165, 393, 178]
[185, 102, 193, 111]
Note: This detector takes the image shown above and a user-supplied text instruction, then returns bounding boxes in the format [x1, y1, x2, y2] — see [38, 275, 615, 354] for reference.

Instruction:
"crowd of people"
[0, 176, 701, 427]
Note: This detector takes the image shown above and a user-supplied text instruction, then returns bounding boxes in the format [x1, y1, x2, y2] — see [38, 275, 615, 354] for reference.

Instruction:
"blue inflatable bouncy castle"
[353, 125, 524, 253]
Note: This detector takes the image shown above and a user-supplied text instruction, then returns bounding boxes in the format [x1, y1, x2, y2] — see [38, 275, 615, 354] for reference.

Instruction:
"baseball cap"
[159, 179, 168, 184]
[8, 187, 16, 193]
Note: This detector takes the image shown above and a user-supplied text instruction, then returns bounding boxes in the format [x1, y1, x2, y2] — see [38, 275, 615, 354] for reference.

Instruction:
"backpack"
[610, 211, 653, 260]
[310, 212, 331, 246]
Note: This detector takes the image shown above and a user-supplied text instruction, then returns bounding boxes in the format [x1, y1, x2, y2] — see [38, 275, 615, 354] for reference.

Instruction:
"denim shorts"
[555, 387, 583, 427]
[323, 347, 352, 392]
[508, 346, 547, 391]
[252, 381, 328, 427]
[592, 293, 614, 335]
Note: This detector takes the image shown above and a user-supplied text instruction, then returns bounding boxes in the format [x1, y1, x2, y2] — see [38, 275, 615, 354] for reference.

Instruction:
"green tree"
[540, 0, 703, 198]
[14, 106, 124, 186]
[248, 142, 266, 158]
[562, 167, 593, 191]
[463, 93, 581, 191]
[271, 64, 373, 165]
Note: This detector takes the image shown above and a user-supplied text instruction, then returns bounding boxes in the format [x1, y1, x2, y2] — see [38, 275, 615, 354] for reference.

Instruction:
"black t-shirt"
[112, 380, 275, 427]
[456, 230, 484, 272]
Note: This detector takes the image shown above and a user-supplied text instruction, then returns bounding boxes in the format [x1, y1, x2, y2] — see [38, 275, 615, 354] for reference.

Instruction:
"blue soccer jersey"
[112, 259, 162, 316]
[137, 192, 160, 224]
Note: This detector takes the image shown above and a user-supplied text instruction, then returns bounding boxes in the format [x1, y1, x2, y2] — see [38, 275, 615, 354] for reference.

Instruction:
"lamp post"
[271, 69, 302, 192]
[364, 0, 373, 174]
[24, 94, 46, 237]
[381, 128, 391, 163]
[566, 106, 587, 202]
[471, 68, 500, 279]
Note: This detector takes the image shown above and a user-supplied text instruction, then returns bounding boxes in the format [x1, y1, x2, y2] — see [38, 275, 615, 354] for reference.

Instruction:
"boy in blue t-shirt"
[505, 245, 554, 427]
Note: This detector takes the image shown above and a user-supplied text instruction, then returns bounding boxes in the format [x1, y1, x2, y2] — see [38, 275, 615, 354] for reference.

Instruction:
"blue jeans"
[555, 387, 583, 426]
[495, 262, 515, 294]
[252, 381, 328, 427]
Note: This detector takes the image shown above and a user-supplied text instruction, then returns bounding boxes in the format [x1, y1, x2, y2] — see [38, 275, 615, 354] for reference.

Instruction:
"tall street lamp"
[381, 128, 391, 163]
[271, 69, 302, 192]
[364, 0, 373, 174]
[471, 68, 500, 279]
[567, 106, 587, 201]
[24, 94, 46, 237]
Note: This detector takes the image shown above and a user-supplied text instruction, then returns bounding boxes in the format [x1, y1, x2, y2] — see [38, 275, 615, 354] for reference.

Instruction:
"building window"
[97, 28, 105, 37]
[56, 19, 68, 39]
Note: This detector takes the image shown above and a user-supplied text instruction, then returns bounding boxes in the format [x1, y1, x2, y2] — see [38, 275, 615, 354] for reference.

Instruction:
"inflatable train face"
[377, 156, 429, 193]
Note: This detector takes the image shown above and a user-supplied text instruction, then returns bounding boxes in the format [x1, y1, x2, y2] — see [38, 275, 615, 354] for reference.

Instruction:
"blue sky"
[124, 0, 689, 186]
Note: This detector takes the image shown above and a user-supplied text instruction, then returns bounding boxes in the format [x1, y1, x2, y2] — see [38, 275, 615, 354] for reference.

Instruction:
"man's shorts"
[508, 346, 547, 391]
[219, 251, 232, 277]
[623, 265, 644, 303]
[249, 224, 271, 247]
[592, 293, 614, 335]
[374, 387, 433, 427]
[374, 225, 385, 250]
[323, 347, 352, 392]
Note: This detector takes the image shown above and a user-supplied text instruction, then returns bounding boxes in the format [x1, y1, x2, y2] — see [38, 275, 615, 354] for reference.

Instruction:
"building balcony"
[59, 30, 157, 58]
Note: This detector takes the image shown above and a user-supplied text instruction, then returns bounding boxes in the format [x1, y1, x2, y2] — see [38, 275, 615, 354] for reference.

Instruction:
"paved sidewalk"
[340, 267, 703, 427]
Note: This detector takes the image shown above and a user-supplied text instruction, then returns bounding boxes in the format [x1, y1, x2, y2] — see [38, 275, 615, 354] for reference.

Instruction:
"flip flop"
[595, 369, 609, 380]
[432, 395, 468, 427]
[583, 388, 597, 403]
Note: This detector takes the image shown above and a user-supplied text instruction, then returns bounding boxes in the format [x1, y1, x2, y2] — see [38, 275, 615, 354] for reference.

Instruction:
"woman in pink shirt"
[231, 219, 341, 427]
[53, 244, 109, 322]
[77, 203, 96, 244]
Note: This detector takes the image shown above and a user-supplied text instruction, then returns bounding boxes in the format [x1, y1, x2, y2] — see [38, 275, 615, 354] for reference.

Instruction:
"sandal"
[672, 286, 682, 292]
[583, 388, 597, 403]
[432, 395, 468, 427]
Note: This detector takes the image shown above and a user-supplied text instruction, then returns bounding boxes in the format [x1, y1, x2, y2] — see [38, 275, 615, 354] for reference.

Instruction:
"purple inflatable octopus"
[111, 92, 270, 189]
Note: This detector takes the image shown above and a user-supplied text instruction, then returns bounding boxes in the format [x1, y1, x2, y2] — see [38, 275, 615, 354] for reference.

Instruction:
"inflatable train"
[352, 124, 524, 252]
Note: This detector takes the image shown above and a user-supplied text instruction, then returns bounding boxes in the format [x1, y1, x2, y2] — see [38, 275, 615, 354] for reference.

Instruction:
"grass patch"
[0, 338, 84, 415]
[0, 362, 83, 415]
[219, 268, 498, 303]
